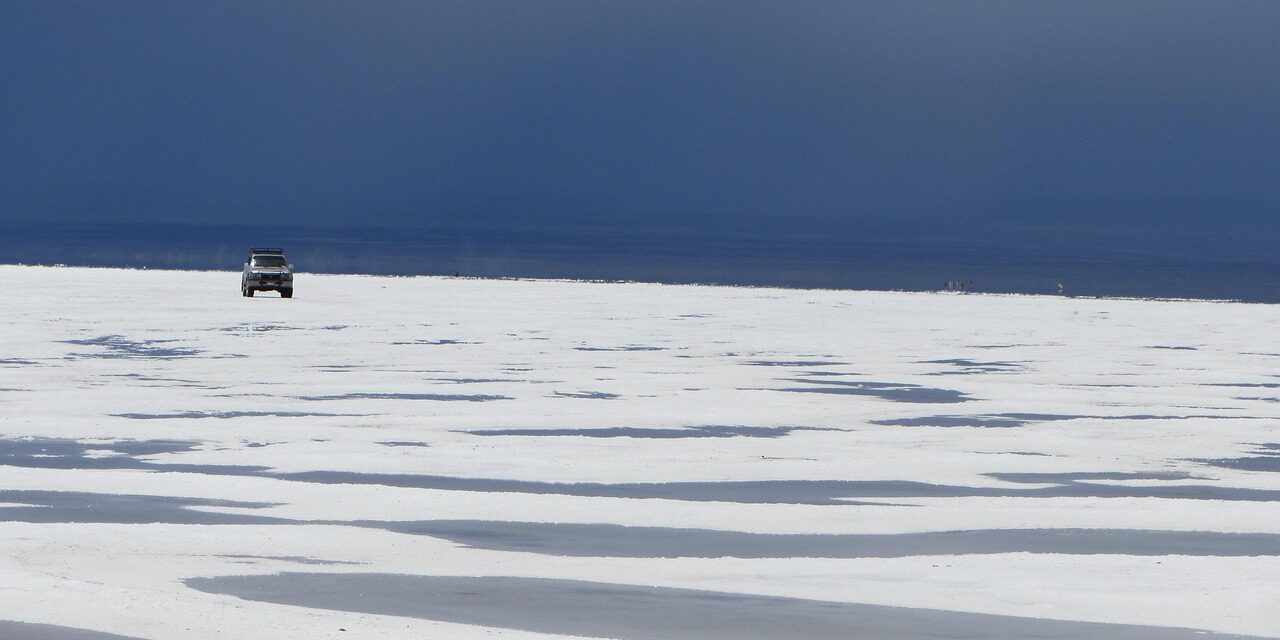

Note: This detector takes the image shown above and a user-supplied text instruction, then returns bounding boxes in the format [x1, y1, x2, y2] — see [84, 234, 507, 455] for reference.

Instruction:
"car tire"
[281, 289, 293, 299]
[245, 287, 254, 297]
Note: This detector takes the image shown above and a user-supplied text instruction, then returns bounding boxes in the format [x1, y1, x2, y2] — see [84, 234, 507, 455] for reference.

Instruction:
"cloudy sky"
[3, 1, 1278, 258]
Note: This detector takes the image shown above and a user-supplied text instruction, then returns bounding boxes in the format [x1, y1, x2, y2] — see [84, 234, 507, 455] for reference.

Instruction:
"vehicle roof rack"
[250, 247, 285, 255]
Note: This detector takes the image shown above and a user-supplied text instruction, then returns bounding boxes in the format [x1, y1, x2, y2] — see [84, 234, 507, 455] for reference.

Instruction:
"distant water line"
[2, 221, 1276, 302]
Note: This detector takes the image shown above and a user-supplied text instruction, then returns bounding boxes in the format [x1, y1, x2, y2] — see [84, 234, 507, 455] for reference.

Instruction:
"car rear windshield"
[252, 256, 287, 268]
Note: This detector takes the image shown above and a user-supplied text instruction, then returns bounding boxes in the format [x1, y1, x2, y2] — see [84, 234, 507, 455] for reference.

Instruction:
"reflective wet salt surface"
[374, 520, 1280, 558]
[0, 490, 283, 526]
[185, 574, 1262, 640]
[0, 621, 144, 640]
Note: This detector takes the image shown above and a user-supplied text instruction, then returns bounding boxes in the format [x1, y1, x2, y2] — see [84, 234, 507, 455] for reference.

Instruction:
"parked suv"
[241, 248, 294, 298]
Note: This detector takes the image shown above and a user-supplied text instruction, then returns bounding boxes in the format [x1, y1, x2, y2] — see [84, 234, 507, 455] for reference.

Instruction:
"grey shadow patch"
[264, 470, 1280, 504]
[1072, 384, 1146, 388]
[968, 343, 1052, 349]
[185, 573, 1261, 640]
[1206, 383, 1280, 388]
[989, 471, 1192, 483]
[64, 335, 204, 359]
[873, 412, 1266, 428]
[261, 474, 890, 505]
[216, 554, 362, 566]
[551, 391, 620, 400]
[101, 373, 207, 387]
[376, 520, 1280, 558]
[0, 621, 146, 640]
[979, 471, 1272, 501]
[299, 393, 510, 402]
[874, 415, 1033, 428]
[1149, 345, 1198, 350]
[461, 426, 823, 439]
[1199, 444, 1280, 472]
[0, 438, 200, 469]
[217, 324, 298, 332]
[112, 410, 368, 419]
[0, 490, 284, 525]
[575, 345, 667, 352]
[428, 377, 520, 384]
[0, 357, 40, 366]
[919, 359, 1026, 375]
[389, 339, 477, 345]
[773, 380, 972, 403]
[744, 360, 849, 367]
[379, 441, 430, 448]
[8, 439, 1275, 504]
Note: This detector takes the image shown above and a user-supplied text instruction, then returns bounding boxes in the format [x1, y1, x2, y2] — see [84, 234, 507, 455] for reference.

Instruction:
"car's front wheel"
[243, 287, 254, 297]
[281, 289, 293, 299]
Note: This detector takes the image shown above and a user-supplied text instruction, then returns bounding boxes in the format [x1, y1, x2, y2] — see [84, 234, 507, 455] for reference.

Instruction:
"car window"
[252, 256, 287, 268]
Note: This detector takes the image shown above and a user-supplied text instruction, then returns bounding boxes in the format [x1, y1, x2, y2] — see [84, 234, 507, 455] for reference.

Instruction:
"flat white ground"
[1, 265, 1278, 639]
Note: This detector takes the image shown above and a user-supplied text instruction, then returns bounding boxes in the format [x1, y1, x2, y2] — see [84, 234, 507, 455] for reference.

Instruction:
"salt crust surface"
[1, 265, 1278, 638]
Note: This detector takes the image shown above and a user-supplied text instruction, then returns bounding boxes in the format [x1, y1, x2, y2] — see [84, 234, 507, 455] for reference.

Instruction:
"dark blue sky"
[3, 1, 1279, 259]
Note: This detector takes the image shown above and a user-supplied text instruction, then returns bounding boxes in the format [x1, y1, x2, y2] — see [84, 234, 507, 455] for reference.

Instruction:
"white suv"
[241, 248, 294, 298]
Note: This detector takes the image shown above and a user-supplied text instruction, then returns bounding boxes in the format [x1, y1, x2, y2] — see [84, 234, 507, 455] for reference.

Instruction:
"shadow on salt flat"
[575, 345, 667, 352]
[0, 621, 145, 640]
[238, 470, 1280, 504]
[460, 426, 825, 439]
[112, 410, 370, 420]
[389, 339, 477, 345]
[0, 489, 285, 525]
[428, 377, 521, 384]
[216, 554, 361, 566]
[299, 393, 510, 402]
[1200, 444, 1280, 472]
[62, 335, 205, 359]
[744, 360, 849, 367]
[185, 574, 1261, 640]
[771, 380, 972, 403]
[0, 438, 200, 469]
[873, 413, 1271, 428]
[874, 415, 1033, 427]
[968, 343, 1058, 349]
[550, 391, 619, 400]
[6, 439, 1279, 504]
[0, 358, 40, 366]
[919, 358, 1027, 375]
[101, 373, 207, 387]
[377, 520, 1280, 558]
[216, 324, 297, 332]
